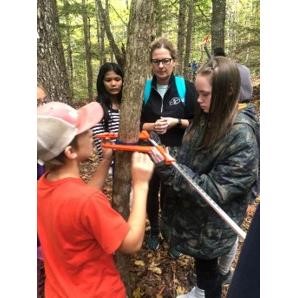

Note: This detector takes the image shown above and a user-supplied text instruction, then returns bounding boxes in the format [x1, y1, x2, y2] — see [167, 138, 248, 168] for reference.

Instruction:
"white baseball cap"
[37, 101, 104, 162]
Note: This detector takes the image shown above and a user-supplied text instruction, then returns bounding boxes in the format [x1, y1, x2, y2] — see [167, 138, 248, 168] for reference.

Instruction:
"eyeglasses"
[151, 58, 173, 66]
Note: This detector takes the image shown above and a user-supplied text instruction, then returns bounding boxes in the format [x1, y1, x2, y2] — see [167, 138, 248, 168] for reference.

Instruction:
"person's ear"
[64, 146, 78, 160]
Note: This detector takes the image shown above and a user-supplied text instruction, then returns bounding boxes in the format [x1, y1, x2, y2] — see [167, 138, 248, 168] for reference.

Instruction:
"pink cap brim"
[77, 102, 104, 134]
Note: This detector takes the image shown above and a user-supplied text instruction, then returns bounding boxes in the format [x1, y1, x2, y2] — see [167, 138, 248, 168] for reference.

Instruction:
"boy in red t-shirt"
[37, 101, 154, 298]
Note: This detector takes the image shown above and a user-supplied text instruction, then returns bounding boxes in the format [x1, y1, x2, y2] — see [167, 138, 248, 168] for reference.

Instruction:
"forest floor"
[79, 83, 260, 298]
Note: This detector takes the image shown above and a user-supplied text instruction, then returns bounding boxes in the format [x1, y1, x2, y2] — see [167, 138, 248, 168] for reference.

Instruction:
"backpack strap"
[143, 76, 186, 104]
[143, 79, 152, 105]
[174, 76, 186, 104]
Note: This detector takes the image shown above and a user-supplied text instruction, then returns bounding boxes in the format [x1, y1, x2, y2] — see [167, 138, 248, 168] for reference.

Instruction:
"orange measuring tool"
[95, 130, 175, 165]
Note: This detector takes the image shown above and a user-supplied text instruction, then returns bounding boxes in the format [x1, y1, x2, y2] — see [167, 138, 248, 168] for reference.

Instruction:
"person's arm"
[151, 126, 259, 207]
[88, 148, 113, 190]
[142, 122, 156, 131]
[160, 117, 190, 129]
[118, 152, 154, 253]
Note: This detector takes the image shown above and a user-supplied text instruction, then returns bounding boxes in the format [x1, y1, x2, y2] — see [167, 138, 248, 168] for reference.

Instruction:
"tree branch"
[109, 4, 128, 26]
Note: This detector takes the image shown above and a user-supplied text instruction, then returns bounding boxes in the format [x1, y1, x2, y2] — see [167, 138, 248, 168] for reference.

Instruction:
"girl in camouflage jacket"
[151, 56, 259, 298]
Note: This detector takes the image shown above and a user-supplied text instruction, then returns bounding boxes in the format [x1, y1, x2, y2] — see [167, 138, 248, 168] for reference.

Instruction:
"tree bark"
[211, 0, 226, 51]
[82, 0, 93, 100]
[96, 0, 126, 68]
[37, 0, 71, 103]
[63, 0, 74, 98]
[153, 0, 162, 37]
[183, 0, 194, 78]
[95, 0, 106, 65]
[176, 0, 187, 75]
[112, 0, 154, 295]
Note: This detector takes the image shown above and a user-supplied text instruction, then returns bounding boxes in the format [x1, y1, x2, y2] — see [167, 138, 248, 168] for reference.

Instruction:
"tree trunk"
[95, 0, 106, 65]
[37, 0, 71, 103]
[82, 0, 93, 100]
[96, 0, 126, 68]
[63, 0, 74, 98]
[153, 0, 162, 37]
[183, 0, 194, 78]
[176, 0, 187, 75]
[211, 0, 226, 51]
[112, 0, 154, 295]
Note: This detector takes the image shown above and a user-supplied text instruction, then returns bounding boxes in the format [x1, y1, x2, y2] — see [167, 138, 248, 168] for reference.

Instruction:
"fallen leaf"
[134, 260, 145, 267]
[148, 265, 162, 275]
[132, 287, 142, 298]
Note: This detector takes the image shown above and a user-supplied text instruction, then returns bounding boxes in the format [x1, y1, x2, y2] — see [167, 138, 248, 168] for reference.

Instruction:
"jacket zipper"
[152, 85, 170, 114]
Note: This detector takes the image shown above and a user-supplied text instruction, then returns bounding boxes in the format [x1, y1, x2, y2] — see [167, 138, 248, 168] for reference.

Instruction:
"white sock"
[177, 286, 205, 298]
[193, 286, 205, 297]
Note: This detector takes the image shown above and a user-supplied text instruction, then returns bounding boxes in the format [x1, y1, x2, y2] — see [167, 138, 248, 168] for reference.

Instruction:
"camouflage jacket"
[156, 104, 259, 259]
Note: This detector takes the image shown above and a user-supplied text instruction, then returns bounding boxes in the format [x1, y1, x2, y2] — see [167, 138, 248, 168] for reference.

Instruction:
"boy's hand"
[131, 152, 154, 185]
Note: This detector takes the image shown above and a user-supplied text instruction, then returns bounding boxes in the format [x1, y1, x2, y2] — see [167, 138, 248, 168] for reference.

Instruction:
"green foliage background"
[57, 0, 259, 100]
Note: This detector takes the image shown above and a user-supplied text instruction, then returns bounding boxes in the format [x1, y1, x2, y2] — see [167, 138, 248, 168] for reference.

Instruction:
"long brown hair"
[186, 56, 240, 149]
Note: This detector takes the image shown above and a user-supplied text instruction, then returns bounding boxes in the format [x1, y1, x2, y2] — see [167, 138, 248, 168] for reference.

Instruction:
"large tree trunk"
[96, 0, 126, 68]
[112, 0, 154, 295]
[211, 0, 226, 51]
[183, 0, 194, 78]
[82, 0, 93, 100]
[37, 0, 71, 103]
[176, 0, 187, 75]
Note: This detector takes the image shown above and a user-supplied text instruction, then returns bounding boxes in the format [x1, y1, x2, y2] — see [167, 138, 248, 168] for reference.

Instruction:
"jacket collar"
[152, 72, 175, 88]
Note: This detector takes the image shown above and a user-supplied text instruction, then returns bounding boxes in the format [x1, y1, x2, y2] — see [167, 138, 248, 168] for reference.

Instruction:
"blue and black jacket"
[140, 73, 197, 147]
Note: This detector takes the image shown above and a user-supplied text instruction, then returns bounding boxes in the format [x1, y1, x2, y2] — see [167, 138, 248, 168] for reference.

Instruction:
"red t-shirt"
[38, 175, 129, 298]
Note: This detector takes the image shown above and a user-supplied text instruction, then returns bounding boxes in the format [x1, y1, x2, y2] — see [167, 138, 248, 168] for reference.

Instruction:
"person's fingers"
[149, 147, 164, 163]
